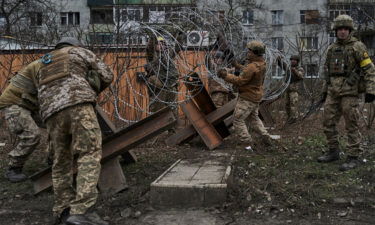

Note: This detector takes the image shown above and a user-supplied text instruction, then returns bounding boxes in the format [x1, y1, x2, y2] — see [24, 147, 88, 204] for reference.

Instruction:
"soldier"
[0, 60, 43, 182]
[33, 37, 113, 225]
[144, 35, 182, 116]
[285, 55, 304, 124]
[218, 41, 274, 150]
[207, 50, 231, 107]
[317, 15, 375, 171]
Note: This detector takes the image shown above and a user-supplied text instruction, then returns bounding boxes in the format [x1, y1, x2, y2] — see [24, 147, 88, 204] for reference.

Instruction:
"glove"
[217, 68, 227, 78]
[365, 93, 375, 103]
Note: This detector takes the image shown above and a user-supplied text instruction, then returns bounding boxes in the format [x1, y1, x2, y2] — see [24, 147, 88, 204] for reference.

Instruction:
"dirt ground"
[0, 109, 375, 225]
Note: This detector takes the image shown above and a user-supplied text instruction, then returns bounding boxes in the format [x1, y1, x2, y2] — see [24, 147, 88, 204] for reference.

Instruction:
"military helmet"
[55, 37, 83, 49]
[333, 14, 354, 30]
[246, 40, 266, 55]
[290, 55, 300, 61]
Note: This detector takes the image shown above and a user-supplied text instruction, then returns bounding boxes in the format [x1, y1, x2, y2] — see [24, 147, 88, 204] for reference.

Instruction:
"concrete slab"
[150, 153, 232, 208]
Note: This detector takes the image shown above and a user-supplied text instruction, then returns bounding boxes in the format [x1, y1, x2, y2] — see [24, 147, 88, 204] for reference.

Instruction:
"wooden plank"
[180, 100, 223, 150]
[96, 105, 137, 163]
[30, 107, 176, 194]
[98, 157, 128, 196]
[184, 72, 230, 138]
[166, 99, 236, 146]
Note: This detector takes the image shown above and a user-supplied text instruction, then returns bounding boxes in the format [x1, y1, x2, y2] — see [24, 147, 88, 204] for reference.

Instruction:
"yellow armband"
[360, 58, 372, 67]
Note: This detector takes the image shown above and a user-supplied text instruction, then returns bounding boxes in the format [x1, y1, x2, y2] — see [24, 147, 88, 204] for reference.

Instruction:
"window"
[149, 6, 166, 23]
[300, 10, 320, 24]
[29, 12, 42, 26]
[167, 8, 196, 23]
[300, 37, 318, 51]
[90, 9, 113, 24]
[123, 35, 147, 45]
[242, 10, 254, 25]
[271, 10, 283, 25]
[89, 32, 113, 45]
[272, 64, 284, 79]
[329, 4, 350, 21]
[329, 32, 336, 45]
[122, 8, 142, 22]
[305, 64, 319, 78]
[271, 37, 283, 51]
[61, 12, 80, 26]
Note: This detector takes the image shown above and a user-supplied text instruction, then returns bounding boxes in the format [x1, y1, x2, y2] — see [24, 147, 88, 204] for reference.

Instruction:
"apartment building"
[1, 0, 374, 78]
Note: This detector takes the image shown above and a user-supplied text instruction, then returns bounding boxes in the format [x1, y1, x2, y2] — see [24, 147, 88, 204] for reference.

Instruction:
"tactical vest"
[328, 43, 359, 77]
[39, 47, 86, 86]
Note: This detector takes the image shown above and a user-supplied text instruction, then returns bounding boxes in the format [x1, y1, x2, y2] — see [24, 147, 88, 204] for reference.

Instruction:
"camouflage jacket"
[288, 66, 305, 92]
[0, 60, 42, 112]
[148, 50, 179, 88]
[224, 56, 266, 103]
[35, 46, 113, 121]
[324, 35, 375, 97]
[290, 66, 304, 83]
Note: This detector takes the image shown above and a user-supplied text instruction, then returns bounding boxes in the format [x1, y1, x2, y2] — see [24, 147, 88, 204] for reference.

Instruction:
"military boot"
[66, 212, 108, 225]
[4, 167, 27, 182]
[317, 149, 340, 163]
[339, 156, 362, 171]
[53, 207, 70, 225]
[260, 135, 274, 147]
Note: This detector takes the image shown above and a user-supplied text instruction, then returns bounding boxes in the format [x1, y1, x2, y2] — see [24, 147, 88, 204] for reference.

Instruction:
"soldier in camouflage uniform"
[285, 55, 304, 124]
[33, 37, 113, 225]
[0, 60, 43, 182]
[318, 15, 375, 171]
[218, 41, 274, 150]
[207, 51, 231, 107]
[144, 35, 182, 116]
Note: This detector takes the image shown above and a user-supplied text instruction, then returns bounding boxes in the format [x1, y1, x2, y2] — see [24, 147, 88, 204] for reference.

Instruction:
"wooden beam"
[30, 107, 176, 194]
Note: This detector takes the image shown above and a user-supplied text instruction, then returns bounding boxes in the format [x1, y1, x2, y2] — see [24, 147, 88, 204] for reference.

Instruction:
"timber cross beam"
[165, 72, 274, 149]
[30, 107, 176, 195]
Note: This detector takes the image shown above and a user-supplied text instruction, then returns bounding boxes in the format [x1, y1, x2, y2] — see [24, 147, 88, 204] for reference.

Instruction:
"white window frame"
[329, 32, 336, 45]
[121, 7, 142, 22]
[272, 64, 284, 79]
[328, 4, 351, 21]
[271, 10, 283, 25]
[300, 37, 318, 51]
[271, 37, 283, 51]
[60, 12, 80, 26]
[242, 9, 254, 25]
[149, 6, 166, 23]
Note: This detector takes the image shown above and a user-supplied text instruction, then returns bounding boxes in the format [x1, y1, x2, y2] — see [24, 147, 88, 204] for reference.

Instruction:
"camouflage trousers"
[3, 105, 40, 168]
[323, 94, 362, 157]
[46, 103, 102, 216]
[211, 92, 229, 108]
[233, 97, 269, 143]
[285, 83, 299, 120]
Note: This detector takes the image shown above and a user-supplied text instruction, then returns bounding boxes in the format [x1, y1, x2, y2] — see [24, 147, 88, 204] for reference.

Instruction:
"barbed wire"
[103, 7, 291, 125]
